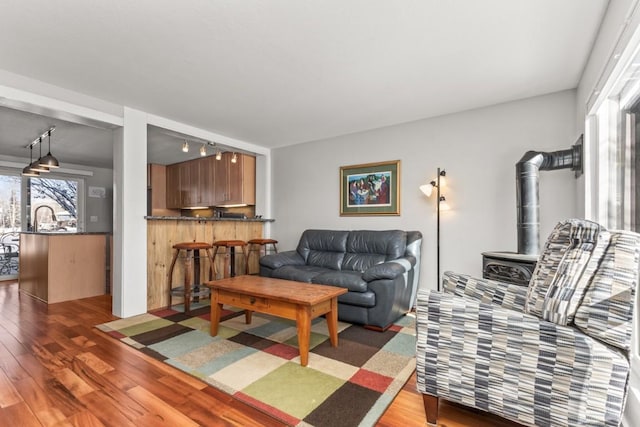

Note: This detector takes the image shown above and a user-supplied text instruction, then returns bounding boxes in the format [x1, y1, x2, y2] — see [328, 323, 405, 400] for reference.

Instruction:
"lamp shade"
[39, 152, 59, 169]
[420, 182, 434, 197]
[22, 164, 39, 177]
[439, 196, 451, 211]
[39, 132, 59, 168]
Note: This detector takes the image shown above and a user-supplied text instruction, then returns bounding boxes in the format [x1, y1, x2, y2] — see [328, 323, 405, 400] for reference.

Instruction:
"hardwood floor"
[0, 280, 521, 426]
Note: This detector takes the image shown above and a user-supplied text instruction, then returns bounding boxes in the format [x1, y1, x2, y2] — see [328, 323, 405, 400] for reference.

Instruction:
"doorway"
[0, 172, 21, 280]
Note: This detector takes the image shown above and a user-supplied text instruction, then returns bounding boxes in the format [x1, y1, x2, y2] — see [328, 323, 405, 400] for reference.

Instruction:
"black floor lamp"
[420, 168, 448, 291]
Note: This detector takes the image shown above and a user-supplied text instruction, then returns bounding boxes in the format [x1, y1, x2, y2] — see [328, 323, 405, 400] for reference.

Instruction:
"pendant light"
[29, 137, 49, 173]
[39, 129, 60, 169]
[22, 145, 40, 177]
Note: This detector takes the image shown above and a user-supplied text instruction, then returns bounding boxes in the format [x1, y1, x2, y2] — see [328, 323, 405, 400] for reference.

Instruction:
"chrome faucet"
[33, 205, 57, 232]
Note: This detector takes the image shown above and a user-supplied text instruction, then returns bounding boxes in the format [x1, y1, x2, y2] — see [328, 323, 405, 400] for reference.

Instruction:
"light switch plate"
[90, 216, 98, 222]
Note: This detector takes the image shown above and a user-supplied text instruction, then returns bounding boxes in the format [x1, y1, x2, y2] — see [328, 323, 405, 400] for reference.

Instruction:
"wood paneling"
[147, 220, 264, 310]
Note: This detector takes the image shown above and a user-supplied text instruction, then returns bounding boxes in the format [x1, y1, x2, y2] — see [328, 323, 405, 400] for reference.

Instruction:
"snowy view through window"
[0, 174, 79, 277]
[30, 177, 78, 232]
[0, 174, 20, 277]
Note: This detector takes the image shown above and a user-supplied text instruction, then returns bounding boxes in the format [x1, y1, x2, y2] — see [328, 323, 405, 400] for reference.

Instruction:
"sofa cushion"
[297, 230, 348, 259]
[575, 231, 640, 350]
[307, 250, 345, 270]
[343, 230, 407, 268]
[311, 270, 368, 292]
[271, 265, 329, 283]
[342, 253, 386, 272]
[526, 219, 610, 325]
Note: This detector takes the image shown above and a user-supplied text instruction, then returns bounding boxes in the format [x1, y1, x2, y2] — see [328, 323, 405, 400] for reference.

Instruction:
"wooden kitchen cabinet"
[148, 164, 180, 215]
[166, 153, 255, 208]
[166, 163, 181, 209]
[214, 152, 255, 206]
[179, 162, 193, 207]
[196, 156, 215, 206]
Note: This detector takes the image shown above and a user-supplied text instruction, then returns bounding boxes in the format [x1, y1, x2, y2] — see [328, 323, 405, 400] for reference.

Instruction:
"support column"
[112, 107, 147, 317]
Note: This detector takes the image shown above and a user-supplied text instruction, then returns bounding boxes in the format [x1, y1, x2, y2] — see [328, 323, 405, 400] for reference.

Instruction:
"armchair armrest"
[259, 250, 305, 270]
[362, 257, 414, 281]
[442, 271, 528, 312]
[415, 289, 630, 427]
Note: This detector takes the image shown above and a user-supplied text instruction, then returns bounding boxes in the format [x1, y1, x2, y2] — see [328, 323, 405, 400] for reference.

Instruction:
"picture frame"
[340, 160, 400, 216]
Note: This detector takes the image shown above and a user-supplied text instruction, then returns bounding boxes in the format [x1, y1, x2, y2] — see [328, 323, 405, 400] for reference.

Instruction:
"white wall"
[84, 166, 113, 232]
[271, 90, 578, 290]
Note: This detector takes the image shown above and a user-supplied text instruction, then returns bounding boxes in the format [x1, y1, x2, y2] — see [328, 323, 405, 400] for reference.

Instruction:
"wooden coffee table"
[204, 275, 347, 366]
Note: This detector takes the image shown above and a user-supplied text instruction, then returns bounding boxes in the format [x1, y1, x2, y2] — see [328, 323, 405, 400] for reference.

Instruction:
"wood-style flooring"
[0, 281, 521, 426]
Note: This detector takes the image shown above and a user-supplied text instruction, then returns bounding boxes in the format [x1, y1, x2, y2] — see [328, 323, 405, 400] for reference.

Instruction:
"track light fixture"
[182, 140, 189, 153]
[200, 143, 207, 157]
[23, 126, 58, 175]
[231, 152, 238, 163]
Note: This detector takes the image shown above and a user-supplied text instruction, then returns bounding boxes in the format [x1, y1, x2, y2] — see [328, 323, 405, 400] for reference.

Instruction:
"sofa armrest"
[259, 250, 305, 270]
[442, 270, 528, 312]
[415, 289, 630, 427]
[362, 257, 414, 281]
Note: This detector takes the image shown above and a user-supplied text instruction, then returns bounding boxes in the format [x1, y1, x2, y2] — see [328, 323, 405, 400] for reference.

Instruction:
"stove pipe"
[516, 139, 583, 255]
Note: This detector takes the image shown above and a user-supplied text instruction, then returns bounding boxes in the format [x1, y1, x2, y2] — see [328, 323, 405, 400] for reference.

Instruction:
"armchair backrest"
[525, 219, 611, 325]
[575, 230, 640, 350]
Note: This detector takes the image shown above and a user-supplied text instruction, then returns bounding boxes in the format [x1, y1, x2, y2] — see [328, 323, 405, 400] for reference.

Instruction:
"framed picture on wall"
[340, 160, 400, 216]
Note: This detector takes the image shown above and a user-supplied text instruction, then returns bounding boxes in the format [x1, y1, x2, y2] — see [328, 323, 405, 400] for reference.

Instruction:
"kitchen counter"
[21, 231, 112, 235]
[145, 215, 274, 222]
[19, 232, 110, 304]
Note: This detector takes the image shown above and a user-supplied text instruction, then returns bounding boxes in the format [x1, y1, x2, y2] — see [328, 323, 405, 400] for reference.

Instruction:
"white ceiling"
[0, 0, 609, 166]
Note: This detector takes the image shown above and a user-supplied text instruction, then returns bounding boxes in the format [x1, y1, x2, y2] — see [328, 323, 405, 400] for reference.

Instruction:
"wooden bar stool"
[212, 240, 248, 278]
[247, 238, 278, 274]
[167, 242, 215, 313]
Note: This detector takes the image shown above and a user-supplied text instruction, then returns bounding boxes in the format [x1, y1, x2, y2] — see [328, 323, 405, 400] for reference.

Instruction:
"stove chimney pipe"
[515, 136, 583, 255]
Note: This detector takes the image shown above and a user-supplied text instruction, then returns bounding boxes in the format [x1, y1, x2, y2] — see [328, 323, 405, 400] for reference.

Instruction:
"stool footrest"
[170, 286, 211, 297]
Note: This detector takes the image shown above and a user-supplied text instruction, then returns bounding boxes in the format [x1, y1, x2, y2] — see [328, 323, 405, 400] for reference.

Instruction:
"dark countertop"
[145, 215, 274, 223]
[20, 231, 112, 235]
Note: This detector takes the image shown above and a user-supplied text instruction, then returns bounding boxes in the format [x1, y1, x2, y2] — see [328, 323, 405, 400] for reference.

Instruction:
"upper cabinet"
[165, 163, 181, 209]
[148, 164, 180, 215]
[164, 153, 255, 209]
[214, 152, 256, 206]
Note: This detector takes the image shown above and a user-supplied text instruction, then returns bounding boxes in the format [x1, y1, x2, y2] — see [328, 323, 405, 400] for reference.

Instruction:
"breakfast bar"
[146, 216, 273, 310]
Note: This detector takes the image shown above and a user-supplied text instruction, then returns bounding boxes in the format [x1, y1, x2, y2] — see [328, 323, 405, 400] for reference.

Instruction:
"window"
[588, 33, 640, 425]
[29, 176, 79, 232]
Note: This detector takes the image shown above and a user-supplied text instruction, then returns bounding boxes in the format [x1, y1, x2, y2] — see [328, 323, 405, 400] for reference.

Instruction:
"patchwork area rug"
[96, 302, 416, 427]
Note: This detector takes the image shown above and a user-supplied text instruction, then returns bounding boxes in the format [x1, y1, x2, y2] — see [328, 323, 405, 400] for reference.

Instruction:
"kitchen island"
[19, 232, 111, 304]
[146, 216, 274, 310]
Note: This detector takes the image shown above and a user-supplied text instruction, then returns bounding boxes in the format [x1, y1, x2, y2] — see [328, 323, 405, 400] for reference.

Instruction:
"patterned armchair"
[416, 219, 640, 426]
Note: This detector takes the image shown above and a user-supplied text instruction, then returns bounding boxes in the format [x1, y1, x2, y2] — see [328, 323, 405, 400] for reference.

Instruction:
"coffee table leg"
[210, 290, 222, 336]
[245, 310, 252, 324]
[296, 305, 311, 367]
[327, 297, 339, 347]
